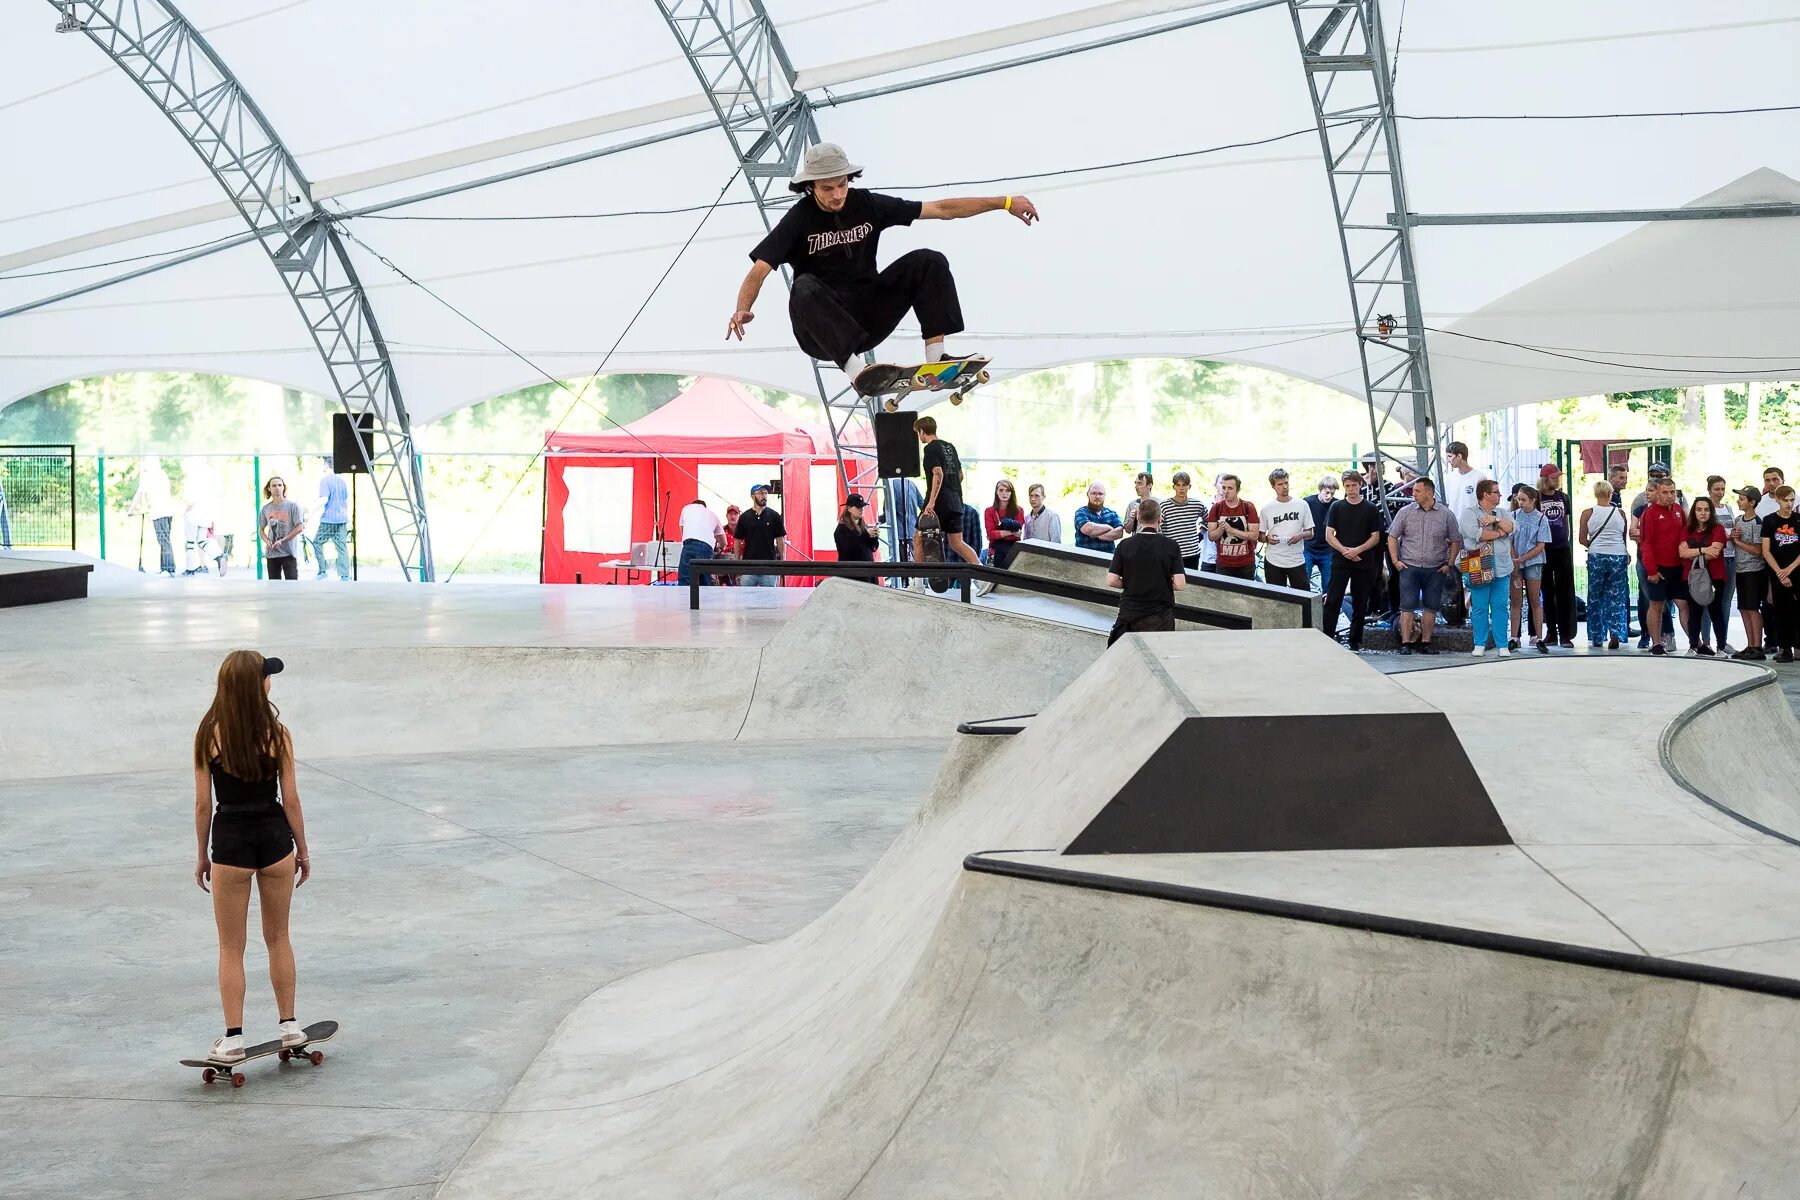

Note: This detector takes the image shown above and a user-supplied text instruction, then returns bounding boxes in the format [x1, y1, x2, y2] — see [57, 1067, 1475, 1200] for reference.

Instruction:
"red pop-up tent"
[540, 377, 876, 583]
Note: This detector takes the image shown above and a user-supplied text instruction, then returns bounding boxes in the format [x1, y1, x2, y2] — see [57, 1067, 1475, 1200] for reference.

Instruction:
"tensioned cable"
[1423, 326, 1800, 374]
[0, 231, 250, 281]
[355, 126, 1342, 223]
[335, 169, 746, 581]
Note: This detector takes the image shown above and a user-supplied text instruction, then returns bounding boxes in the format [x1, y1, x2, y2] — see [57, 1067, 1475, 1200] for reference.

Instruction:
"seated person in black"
[1105, 498, 1186, 647]
[725, 142, 1039, 391]
[833, 493, 879, 579]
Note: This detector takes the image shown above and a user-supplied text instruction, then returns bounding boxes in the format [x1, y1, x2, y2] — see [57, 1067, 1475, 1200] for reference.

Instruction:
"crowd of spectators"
[966, 447, 1800, 662]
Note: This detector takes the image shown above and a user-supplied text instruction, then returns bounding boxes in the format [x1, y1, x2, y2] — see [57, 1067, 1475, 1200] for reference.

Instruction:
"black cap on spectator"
[262, 656, 284, 677]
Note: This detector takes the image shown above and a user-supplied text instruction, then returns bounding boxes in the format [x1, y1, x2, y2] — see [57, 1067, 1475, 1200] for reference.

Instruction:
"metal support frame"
[653, 0, 899, 556]
[49, 0, 435, 579]
[1289, 0, 1440, 495]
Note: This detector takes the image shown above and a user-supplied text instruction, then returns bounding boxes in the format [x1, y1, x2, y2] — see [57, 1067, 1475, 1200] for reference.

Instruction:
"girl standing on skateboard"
[193, 650, 311, 1064]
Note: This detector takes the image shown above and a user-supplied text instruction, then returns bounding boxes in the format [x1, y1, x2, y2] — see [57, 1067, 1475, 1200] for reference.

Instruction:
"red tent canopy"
[540, 377, 875, 583]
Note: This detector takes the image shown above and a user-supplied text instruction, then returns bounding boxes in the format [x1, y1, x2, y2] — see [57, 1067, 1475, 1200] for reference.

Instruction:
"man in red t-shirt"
[1205, 474, 1261, 580]
[1635, 477, 1690, 655]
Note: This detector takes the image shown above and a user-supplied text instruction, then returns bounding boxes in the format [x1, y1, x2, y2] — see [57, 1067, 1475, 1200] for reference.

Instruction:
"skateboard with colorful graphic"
[180, 1020, 338, 1088]
[855, 355, 992, 410]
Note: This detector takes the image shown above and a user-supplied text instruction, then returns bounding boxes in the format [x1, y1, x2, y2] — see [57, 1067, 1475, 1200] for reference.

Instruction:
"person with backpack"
[1579, 480, 1631, 650]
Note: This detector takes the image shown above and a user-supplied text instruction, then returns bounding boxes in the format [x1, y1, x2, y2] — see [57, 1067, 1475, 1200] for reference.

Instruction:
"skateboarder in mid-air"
[726, 143, 1038, 392]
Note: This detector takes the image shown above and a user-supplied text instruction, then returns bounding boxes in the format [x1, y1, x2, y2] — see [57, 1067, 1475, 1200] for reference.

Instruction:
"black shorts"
[211, 807, 294, 870]
[1737, 570, 1769, 610]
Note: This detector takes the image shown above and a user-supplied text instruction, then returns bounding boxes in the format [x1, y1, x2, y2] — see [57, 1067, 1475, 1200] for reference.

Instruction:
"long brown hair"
[193, 650, 289, 778]
[992, 478, 1022, 521]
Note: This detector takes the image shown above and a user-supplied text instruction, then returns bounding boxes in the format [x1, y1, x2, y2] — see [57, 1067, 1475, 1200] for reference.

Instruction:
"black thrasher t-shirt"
[921, 439, 962, 512]
[749, 189, 924, 290]
[1111, 532, 1184, 622]
[735, 505, 786, 560]
[1762, 511, 1800, 571]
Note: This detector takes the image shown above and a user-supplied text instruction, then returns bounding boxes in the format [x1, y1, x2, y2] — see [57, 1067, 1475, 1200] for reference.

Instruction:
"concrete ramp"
[0, 580, 1101, 780]
[440, 638, 1800, 1199]
[738, 578, 1104, 740]
[1663, 669, 1800, 844]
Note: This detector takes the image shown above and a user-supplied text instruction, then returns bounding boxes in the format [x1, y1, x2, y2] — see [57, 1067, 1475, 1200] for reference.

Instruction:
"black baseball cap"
[262, 656, 284, 677]
[844, 492, 866, 508]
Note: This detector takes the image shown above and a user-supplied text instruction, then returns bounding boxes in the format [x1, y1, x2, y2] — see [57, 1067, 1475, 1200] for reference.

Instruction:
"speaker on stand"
[873, 411, 921, 479]
[331, 412, 374, 581]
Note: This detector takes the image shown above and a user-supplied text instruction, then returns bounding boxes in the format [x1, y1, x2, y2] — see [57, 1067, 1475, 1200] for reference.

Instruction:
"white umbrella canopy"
[2, 0, 1799, 429]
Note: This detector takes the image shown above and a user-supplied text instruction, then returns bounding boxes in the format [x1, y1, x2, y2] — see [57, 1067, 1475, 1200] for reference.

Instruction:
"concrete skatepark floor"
[6, 572, 1800, 1198]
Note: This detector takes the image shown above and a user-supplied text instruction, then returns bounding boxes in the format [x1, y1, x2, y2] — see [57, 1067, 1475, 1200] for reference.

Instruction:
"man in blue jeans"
[312, 458, 352, 580]
[734, 483, 786, 586]
[1302, 475, 1338, 593]
[1387, 477, 1460, 655]
[676, 496, 724, 586]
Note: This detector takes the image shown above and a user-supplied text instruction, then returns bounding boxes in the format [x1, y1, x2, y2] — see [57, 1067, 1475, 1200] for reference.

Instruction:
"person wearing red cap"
[1536, 463, 1577, 647]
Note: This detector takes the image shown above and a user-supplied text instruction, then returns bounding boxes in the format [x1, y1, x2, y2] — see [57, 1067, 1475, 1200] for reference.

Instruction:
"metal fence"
[0, 444, 76, 549]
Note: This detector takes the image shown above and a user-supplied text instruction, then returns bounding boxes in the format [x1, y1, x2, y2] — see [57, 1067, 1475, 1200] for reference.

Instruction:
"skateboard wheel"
[950, 394, 963, 406]
[230, 1072, 246, 1088]
[202, 1068, 216, 1084]
[883, 398, 898, 413]
[279, 1049, 291, 1062]
[309, 1050, 324, 1066]
[976, 370, 990, 385]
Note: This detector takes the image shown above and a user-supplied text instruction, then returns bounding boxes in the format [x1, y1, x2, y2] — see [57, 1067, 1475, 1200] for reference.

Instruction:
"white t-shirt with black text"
[1259, 496, 1314, 568]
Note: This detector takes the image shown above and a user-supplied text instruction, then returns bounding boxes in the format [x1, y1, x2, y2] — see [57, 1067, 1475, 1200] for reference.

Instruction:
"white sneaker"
[1498, 647, 1512, 657]
[279, 1020, 306, 1047]
[975, 580, 996, 597]
[1471, 646, 1486, 657]
[208, 1033, 245, 1063]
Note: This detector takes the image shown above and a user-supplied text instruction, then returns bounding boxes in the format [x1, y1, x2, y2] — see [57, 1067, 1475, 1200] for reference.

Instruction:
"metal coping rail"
[689, 559, 1253, 630]
[964, 852, 1800, 1002]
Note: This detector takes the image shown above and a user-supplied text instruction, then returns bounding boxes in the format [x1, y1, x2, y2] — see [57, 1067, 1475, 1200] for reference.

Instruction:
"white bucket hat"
[791, 142, 863, 187]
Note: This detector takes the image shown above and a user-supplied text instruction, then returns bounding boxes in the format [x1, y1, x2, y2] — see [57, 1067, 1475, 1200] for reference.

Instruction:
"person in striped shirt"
[1160, 470, 1207, 570]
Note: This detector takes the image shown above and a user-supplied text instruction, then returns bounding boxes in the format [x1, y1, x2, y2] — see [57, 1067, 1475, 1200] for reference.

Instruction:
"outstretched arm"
[728, 261, 775, 340]
[920, 195, 1039, 224]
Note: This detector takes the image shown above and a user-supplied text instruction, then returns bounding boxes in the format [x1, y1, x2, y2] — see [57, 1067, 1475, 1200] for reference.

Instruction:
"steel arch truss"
[52, 0, 435, 579]
[654, 0, 896, 552]
[1290, 0, 1441, 488]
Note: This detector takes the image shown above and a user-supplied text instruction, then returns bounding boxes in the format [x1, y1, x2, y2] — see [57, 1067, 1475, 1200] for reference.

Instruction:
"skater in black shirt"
[727, 143, 1038, 390]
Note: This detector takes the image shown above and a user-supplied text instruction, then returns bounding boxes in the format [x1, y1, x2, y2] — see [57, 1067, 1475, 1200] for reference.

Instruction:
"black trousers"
[789, 249, 964, 366]
[1108, 609, 1176, 647]
[1324, 558, 1380, 646]
[1263, 562, 1308, 590]
[1771, 579, 1800, 650]
[265, 554, 298, 580]
[1542, 544, 1577, 641]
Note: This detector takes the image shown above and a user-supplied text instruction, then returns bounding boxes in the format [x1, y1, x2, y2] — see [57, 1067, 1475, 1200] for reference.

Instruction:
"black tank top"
[210, 758, 280, 813]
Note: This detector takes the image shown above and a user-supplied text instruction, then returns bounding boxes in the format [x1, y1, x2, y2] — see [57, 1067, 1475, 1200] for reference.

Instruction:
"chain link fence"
[0, 444, 76, 549]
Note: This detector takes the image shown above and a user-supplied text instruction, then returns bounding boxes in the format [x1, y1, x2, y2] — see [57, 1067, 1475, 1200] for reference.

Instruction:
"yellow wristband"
[1004, 195, 1013, 212]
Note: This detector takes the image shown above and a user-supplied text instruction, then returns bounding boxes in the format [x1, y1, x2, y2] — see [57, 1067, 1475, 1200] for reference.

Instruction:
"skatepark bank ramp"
[440, 637, 1800, 1199]
[0, 580, 1103, 780]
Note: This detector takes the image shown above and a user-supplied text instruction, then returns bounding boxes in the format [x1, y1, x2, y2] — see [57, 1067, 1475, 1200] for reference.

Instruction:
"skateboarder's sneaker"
[278, 1020, 307, 1048]
[208, 1033, 246, 1063]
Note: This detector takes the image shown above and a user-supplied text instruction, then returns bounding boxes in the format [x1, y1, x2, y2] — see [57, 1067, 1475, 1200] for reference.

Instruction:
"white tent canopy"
[4, 0, 1800, 429]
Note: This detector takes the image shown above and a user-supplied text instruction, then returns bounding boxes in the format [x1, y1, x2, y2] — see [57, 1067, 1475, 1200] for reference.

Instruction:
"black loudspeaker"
[874, 411, 921, 479]
[332, 412, 375, 474]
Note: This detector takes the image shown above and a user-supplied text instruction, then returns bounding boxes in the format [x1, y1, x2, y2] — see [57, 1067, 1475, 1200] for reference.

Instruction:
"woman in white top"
[1579, 480, 1631, 650]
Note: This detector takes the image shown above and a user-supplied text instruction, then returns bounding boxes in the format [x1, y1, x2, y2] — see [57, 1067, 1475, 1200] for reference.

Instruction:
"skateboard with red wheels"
[855, 355, 992, 410]
[180, 1020, 338, 1088]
